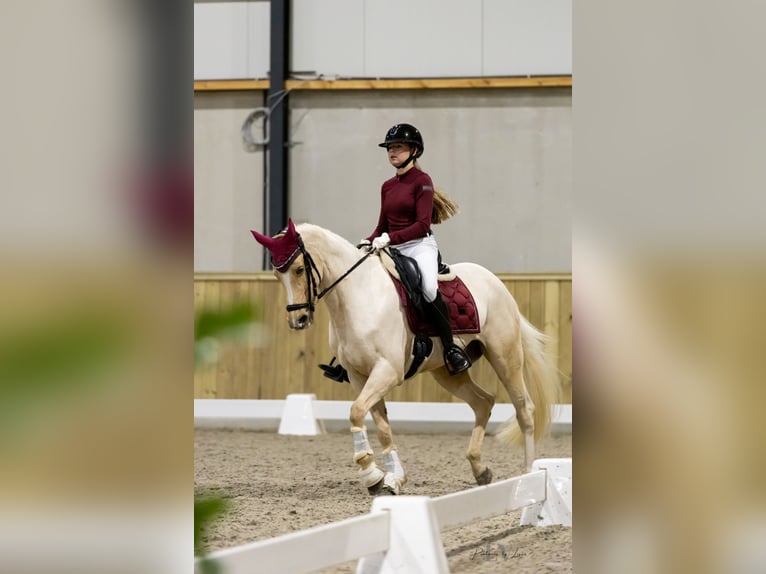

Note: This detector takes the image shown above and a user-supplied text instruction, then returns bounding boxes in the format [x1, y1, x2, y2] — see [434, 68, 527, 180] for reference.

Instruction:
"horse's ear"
[286, 218, 296, 235]
[250, 229, 274, 248]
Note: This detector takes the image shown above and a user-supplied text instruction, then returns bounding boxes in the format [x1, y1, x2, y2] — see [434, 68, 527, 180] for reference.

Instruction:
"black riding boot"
[427, 293, 471, 375]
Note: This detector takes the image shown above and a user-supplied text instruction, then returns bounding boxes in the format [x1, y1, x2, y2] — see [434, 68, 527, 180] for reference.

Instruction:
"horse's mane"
[295, 223, 360, 269]
[295, 223, 352, 249]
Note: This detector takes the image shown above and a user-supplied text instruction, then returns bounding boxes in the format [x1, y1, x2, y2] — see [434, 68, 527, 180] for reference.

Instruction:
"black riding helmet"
[378, 123, 424, 160]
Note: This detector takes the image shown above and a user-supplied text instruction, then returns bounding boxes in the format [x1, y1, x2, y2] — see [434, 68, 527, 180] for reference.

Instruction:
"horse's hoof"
[476, 467, 493, 485]
[367, 474, 401, 496]
[367, 478, 387, 496]
[367, 481, 396, 496]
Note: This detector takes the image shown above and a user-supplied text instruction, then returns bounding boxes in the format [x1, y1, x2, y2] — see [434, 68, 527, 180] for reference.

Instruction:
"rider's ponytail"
[432, 188, 458, 224]
[412, 159, 458, 224]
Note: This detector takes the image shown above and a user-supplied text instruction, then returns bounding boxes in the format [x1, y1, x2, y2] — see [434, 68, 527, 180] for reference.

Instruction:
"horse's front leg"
[369, 399, 406, 494]
[348, 362, 403, 495]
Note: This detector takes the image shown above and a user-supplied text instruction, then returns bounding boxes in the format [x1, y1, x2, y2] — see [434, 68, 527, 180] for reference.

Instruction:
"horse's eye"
[295, 266, 304, 276]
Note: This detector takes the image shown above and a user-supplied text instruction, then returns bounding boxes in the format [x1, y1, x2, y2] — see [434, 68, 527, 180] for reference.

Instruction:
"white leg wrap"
[352, 426, 384, 487]
[358, 462, 385, 488]
[352, 427, 374, 464]
[383, 450, 406, 481]
[352, 427, 371, 454]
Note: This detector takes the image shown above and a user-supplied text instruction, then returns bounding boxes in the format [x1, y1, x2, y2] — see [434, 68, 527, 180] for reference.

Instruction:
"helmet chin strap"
[396, 147, 419, 170]
[398, 153, 415, 170]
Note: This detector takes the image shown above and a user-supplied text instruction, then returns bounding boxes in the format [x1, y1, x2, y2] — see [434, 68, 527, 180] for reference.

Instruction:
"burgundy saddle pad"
[389, 275, 481, 337]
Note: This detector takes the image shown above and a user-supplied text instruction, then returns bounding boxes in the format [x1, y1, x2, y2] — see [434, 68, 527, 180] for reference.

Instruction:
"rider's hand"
[371, 233, 390, 251]
[356, 239, 372, 250]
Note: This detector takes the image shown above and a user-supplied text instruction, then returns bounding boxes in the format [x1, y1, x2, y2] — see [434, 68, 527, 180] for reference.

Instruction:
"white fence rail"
[194, 397, 573, 435]
[432, 470, 546, 531]
[197, 511, 390, 574]
[196, 462, 571, 574]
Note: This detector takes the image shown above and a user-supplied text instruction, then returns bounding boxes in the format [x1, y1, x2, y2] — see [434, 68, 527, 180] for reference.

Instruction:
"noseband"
[282, 235, 374, 323]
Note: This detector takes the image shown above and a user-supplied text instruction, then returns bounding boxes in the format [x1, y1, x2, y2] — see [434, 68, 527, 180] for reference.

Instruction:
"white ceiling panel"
[364, 0, 483, 78]
[483, 0, 571, 75]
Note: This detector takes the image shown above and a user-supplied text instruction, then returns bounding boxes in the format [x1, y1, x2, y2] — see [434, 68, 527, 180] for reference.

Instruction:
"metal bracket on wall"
[241, 108, 302, 151]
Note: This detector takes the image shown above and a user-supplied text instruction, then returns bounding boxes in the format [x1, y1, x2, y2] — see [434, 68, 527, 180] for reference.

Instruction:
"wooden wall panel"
[194, 280, 218, 398]
[214, 280, 237, 397]
[194, 273, 572, 403]
[558, 280, 573, 403]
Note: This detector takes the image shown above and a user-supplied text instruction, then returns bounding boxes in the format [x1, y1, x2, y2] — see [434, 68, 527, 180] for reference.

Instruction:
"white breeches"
[394, 234, 439, 302]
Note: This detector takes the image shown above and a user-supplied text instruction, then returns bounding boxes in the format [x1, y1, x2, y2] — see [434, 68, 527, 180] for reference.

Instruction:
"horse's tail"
[498, 315, 562, 445]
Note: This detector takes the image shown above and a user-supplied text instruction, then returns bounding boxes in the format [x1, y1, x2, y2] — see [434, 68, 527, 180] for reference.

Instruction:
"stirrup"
[318, 357, 349, 383]
[444, 345, 471, 376]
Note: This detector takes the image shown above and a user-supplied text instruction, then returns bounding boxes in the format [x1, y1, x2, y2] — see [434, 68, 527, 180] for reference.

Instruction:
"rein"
[285, 237, 374, 320]
[317, 249, 374, 300]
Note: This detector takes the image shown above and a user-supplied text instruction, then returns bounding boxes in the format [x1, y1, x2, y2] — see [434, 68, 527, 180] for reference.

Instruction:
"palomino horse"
[252, 220, 561, 495]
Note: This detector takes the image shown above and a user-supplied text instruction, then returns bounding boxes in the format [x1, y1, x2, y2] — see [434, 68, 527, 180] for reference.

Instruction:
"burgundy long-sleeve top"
[366, 167, 434, 245]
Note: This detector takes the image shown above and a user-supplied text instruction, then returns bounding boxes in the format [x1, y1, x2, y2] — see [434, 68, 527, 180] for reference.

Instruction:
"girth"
[319, 334, 434, 384]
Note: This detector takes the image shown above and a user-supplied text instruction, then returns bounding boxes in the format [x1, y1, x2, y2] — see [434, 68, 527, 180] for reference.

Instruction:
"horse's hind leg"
[431, 366, 495, 485]
[485, 341, 536, 471]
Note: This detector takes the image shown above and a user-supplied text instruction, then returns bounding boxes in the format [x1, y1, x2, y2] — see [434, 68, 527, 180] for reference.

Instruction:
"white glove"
[371, 233, 390, 251]
[357, 239, 372, 250]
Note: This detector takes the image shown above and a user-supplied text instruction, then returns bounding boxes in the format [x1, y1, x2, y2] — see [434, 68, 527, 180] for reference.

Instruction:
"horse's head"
[251, 219, 316, 330]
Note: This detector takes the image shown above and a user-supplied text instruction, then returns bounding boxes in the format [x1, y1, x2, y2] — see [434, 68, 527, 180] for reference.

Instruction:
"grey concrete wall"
[194, 88, 571, 272]
[194, 91, 266, 271]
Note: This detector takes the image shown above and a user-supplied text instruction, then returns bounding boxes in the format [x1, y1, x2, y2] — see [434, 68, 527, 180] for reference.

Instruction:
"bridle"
[283, 235, 375, 323]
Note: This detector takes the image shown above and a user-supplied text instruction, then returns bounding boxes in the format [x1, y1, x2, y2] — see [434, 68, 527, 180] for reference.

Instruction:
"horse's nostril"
[298, 314, 309, 326]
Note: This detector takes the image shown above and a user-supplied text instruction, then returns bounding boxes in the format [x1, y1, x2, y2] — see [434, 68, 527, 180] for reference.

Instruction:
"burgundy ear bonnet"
[250, 218, 301, 272]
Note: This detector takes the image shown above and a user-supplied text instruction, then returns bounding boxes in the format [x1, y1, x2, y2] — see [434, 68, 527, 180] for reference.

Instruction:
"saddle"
[382, 248, 452, 315]
[386, 248, 426, 314]
[382, 248, 480, 338]
[318, 247, 479, 384]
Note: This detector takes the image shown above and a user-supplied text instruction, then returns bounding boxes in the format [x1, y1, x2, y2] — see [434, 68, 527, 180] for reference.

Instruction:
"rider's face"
[386, 143, 412, 167]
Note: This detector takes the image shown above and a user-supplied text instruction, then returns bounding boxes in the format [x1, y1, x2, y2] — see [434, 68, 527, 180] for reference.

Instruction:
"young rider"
[361, 123, 471, 375]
